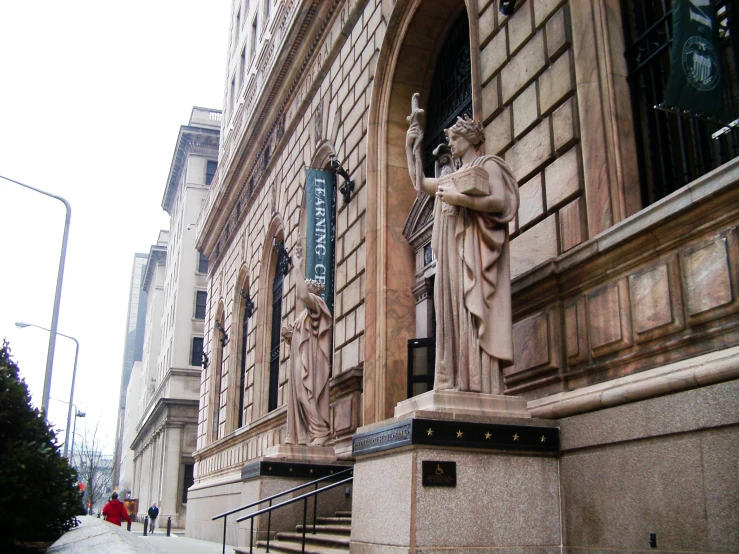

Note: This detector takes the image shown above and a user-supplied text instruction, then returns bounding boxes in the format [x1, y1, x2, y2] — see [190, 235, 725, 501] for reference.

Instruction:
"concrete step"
[316, 517, 352, 525]
[275, 531, 350, 548]
[295, 523, 351, 535]
[334, 511, 351, 518]
[248, 540, 349, 554]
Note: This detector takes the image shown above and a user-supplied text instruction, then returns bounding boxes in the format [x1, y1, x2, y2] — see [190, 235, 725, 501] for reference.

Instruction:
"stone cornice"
[136, 368, 201, 432]
[528, 345, 739, 420]
[162, 125, 220, 215]
[130, 398, 199, 451]
[197, 0, 370, 270]
[142, 244, 167, 293]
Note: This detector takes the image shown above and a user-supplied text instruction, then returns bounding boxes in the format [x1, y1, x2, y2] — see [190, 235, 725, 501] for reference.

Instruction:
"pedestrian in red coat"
[102, 492, 131, 526]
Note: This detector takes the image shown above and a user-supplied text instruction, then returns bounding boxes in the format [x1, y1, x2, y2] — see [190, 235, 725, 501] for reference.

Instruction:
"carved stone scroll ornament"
[405, 94, 520, 395]
[281, 244, 332, 445]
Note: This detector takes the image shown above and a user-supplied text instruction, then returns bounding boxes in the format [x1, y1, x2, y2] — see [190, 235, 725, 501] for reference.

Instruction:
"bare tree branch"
[72, 420, 112, 513]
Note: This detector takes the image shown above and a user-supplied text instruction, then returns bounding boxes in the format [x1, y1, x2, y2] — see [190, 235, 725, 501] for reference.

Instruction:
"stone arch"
[364, 0, 478, 424]
[253, 213, 287, 419]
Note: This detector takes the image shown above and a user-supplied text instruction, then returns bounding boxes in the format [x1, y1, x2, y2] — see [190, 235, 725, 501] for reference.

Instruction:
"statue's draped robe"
[284, 293, 332, 445]
[431, 155, 519, 393]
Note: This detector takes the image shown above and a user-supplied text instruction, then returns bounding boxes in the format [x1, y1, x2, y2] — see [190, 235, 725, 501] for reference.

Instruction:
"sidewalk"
[128, 519, 236, 554]
[47, 516, 235, 554]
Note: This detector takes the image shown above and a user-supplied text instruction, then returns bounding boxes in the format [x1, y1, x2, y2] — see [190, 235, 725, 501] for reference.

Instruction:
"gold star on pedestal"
[540, 435, 546, 443]
[456, 430, 463, 438]
[309, 468, 314, 474]
[513, 434, 520, 441]
[289, 467, 293, 472]
[426, 428, 434, 437]
[484, 432, 492, 440]
[268, 466, 273, 471]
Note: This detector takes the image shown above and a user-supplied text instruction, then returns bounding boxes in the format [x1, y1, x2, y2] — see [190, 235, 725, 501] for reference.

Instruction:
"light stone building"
[189, 0, 739, 552]
[129, 108, 221, 528]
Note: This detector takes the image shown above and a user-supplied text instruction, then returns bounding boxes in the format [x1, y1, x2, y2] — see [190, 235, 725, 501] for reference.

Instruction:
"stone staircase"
[237, 510, 351, 554]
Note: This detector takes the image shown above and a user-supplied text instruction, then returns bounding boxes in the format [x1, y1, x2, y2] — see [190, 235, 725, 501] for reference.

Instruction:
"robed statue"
[281, 244, 332, 445]
[406, 93, 519, 395]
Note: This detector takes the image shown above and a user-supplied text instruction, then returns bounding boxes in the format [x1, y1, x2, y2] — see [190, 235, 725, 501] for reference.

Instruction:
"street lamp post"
[2, 175, 71, 417]
[70, 410, 86, 461]
[16, 322, 79, 458]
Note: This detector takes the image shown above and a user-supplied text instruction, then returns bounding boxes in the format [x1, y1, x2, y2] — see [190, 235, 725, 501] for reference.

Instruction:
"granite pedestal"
[351, 394, 561, 553]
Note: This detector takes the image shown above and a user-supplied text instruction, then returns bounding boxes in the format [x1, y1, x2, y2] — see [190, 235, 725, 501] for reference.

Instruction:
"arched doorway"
[365, 0, 477, 423]
[406, 8, 473, 398]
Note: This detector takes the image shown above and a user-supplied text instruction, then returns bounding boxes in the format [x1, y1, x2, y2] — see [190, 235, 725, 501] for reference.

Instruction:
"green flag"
[664, 0, 725, 120]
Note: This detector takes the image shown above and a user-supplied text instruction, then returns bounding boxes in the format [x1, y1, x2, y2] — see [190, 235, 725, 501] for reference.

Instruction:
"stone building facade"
[128, 108, 221, 528]
[189, 0, 739, 551]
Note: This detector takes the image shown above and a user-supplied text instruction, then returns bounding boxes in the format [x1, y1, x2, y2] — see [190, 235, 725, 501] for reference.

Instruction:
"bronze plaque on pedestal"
[422, 461, 456, 487]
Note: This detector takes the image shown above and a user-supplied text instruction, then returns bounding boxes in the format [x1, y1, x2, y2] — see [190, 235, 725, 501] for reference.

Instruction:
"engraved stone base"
[350, 445, 561, 551]
[263, 444, 337, 462]
[394, 389, 530, 419]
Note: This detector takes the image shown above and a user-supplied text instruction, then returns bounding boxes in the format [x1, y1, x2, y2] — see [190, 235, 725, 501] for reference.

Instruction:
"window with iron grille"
[212, 323, 225, 439]
[268, 247, 287, 412]
[237, 297, 249, 428]
[422, 9, 472, 178]
[195, 291, 207, 319]
[622, 0, 739, 207]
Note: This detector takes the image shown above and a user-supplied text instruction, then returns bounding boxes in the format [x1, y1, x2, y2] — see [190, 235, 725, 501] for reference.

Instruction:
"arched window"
[237, 289, 253, 427]
[268, 245, 288, 412]
[211, 316, 226, 440]
[421, 9, 472, 177]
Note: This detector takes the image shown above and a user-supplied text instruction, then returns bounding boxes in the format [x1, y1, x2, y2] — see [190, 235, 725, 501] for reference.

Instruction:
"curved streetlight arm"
[15, 321, 79, 458]
[2, 175, 71, 418]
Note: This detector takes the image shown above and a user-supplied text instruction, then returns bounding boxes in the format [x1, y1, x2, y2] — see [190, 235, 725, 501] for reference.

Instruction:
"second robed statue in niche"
[282, 244, 332, 446]
[406, 93, 519, 395]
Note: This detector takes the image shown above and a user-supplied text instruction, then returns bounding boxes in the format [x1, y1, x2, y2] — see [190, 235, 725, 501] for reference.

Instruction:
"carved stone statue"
[281, 245, 332, 445]
[406, 93, 519, 395]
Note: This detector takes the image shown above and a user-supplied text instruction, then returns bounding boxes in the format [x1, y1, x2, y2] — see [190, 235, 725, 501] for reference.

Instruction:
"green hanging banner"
[663, 0, 725, 120]
[304, 168, 335, 312]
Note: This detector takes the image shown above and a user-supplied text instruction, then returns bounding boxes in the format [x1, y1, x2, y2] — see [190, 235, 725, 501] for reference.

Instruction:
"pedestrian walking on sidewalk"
[147, 503, 159, 533]
[102, 492, 132, 527]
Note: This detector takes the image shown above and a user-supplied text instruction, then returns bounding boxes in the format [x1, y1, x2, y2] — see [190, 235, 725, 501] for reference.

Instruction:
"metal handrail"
[211, 466, 352, 554]
[235, 476, 353, 554]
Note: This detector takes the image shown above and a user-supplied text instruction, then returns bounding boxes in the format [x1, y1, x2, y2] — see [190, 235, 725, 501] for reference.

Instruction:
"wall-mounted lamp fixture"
[329, 154, 355, 204]
[241, 289, 255, 318]
[202, 351, 209, 369]
[186, 223, 197, 231]
[499, 0, 516, 16]
[273, 237, 292, 276]
[216, 321, 228, 347]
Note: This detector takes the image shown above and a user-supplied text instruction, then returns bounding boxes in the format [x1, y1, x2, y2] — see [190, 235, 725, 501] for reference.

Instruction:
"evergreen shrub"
[0, 341, 82, 551]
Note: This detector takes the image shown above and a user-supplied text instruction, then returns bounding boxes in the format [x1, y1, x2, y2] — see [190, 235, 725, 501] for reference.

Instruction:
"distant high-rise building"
[111, 252, 148, 489]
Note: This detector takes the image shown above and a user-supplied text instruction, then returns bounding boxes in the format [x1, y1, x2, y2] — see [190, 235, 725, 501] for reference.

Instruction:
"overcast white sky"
[0, 1, 230, 454]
